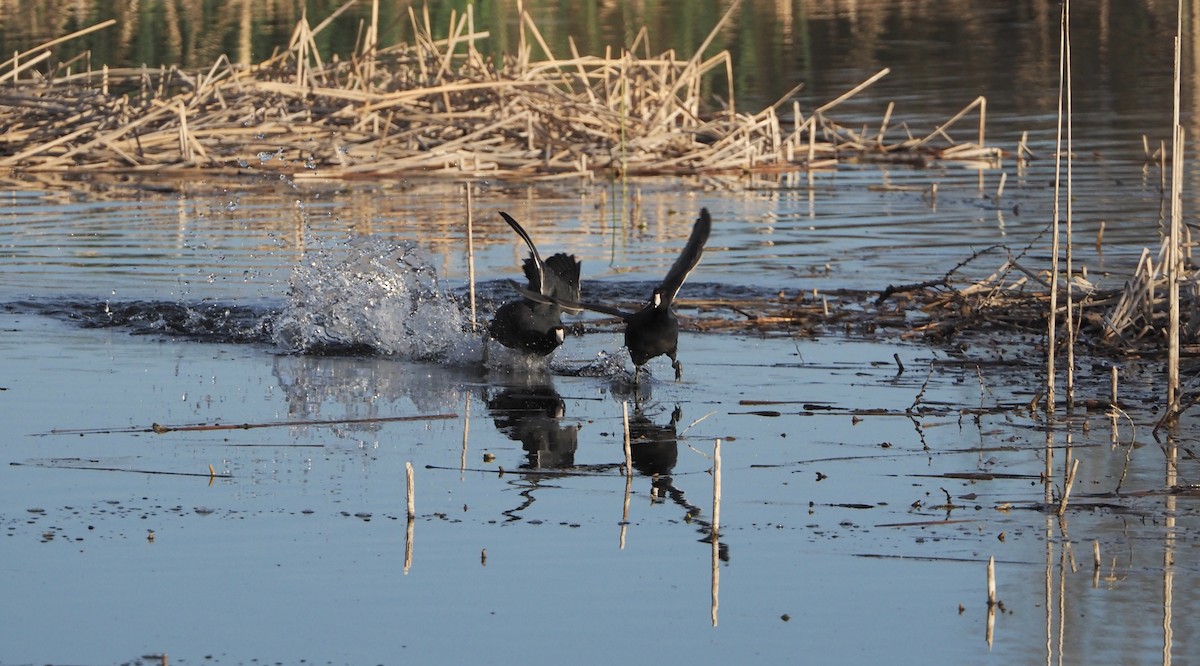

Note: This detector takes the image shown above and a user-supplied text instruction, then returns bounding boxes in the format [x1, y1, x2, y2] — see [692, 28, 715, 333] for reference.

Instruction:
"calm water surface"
[3, 2, 1200, 665]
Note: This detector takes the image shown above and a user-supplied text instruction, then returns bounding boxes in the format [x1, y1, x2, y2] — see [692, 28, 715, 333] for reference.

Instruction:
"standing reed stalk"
[1047, 1, 1070, 417]
[987, 556, 997, 606]
[465, 183, 477, 331]
[622, 401, 633, 477]
[1167, 0, 1185, 416]
[405, 461, 416, 519]
[1063, 3, 1076, 410]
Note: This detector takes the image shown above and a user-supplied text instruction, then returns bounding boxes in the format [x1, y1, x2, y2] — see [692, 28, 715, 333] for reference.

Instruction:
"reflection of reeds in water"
[710, 438, 721, 628]
[1031, 12, 1184, 659]
[0, 1, 998, 179]
[405, 460, 415, 573]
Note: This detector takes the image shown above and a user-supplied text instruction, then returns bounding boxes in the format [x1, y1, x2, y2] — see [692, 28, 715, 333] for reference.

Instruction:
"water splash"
[273, 237, 477, 362]
[566, 349, 631, 379]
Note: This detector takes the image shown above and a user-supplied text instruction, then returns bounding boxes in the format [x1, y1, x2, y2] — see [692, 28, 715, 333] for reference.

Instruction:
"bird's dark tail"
[543, 253, 582, 301]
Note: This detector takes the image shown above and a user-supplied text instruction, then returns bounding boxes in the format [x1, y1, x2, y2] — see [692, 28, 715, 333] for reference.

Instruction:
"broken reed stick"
[0, 18, 117, 79]
[1, 50, 50, 84]
[912, 95, 986, 149]
[987, 555, 997, 606]
[1057, 458, 1080, 516]
[712, 438, 722, 538]
[622, 401, 633, 477]
[406, 461, 416, 519]
[460, 394, 471, 473]
[1110, 366, 1118, 409]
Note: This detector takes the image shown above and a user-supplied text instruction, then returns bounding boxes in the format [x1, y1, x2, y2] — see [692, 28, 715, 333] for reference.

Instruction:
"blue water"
[2, 176, 1198, 664]
[3, 2, 1200, 663]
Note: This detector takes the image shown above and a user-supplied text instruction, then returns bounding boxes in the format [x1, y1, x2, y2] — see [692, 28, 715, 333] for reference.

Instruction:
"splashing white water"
[274, 238, 478, 361]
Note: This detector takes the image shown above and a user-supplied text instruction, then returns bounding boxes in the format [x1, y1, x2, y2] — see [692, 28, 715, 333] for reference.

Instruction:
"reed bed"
[638, 243, 1200, 369]
[0, 6, 999, 179]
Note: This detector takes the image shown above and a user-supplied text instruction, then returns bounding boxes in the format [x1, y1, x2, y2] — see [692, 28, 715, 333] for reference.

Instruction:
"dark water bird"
[519, 208, 711, 383]
[487, 211, 581, 357]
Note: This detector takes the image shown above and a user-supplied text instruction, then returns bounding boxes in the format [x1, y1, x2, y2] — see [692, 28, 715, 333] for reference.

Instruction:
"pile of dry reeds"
[865, 243, 1200, 361]
[0, 3, 999, 179]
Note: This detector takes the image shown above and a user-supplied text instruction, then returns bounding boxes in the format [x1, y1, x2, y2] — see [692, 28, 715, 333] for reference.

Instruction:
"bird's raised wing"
[658, 208, 712, 305]
[499, 211, 545, 293]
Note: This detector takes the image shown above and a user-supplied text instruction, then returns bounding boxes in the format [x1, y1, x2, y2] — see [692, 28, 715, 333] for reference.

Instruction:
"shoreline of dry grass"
[0, 3, 999, 180]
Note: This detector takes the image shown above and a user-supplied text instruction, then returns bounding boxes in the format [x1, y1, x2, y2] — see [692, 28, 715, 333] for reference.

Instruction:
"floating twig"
[42, 412, 458, 436]
[10, 460, 232, 478]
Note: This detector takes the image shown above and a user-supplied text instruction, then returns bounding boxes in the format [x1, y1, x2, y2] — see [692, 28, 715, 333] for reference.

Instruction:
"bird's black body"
[487, 212, 581, 357]
[622, 290, 679, 370]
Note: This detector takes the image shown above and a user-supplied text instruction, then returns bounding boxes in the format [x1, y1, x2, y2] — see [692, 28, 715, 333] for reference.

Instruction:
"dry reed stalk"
[2, 51, 51, 84]
[622, 401, 633, 477]
[1064, 4, 1076, 410]
[712, 438, 722, 537]
[1111, 366, 1119, 411]
[406, 461, 416, 519]
[987, 555, 997, 606]
[1167, 8, 1185, 415]
[1057, 458, 1080, 516]
[0, 18, 116, 80]
[1047, 2, 1069, 416]
[460, 394, 470, 473]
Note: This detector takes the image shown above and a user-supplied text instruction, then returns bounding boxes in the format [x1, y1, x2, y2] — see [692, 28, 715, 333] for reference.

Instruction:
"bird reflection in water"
[487, 381, 579, 469]
[487, 377, 583, 523]
[627, 401, 730, 562]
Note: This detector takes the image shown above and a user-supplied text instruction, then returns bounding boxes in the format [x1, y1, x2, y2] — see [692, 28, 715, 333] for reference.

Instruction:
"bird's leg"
[670, 350, 683, 381]
[633, 364, 642, 386]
